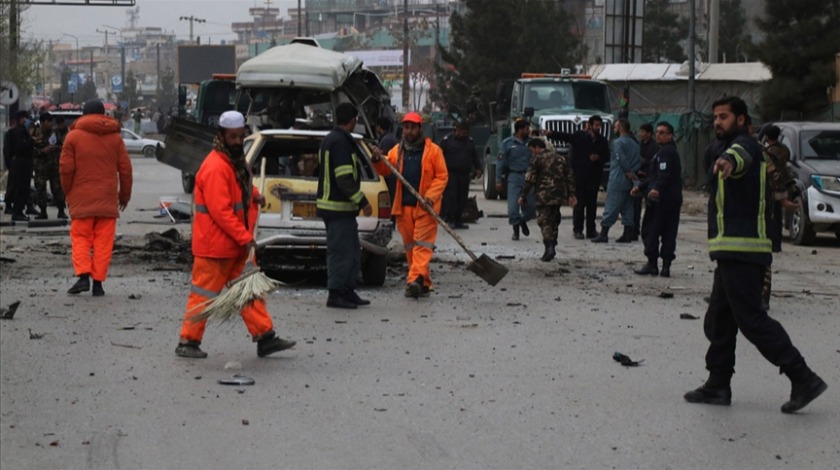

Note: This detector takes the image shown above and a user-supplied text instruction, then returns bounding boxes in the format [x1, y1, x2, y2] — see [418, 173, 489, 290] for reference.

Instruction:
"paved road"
[1, 157, 838, 469]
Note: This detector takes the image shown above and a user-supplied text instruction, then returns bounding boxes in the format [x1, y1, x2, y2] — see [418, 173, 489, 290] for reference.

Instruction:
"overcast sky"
[22, 0, 301, 47]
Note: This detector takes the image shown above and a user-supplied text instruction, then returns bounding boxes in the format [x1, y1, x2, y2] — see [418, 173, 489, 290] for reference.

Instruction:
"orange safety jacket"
[373, 137, 448, 216]
[192, 149, 260, 258]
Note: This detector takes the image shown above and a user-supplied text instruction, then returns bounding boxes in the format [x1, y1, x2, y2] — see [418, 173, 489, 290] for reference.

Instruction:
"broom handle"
[247, 157, 267, 263]
[378, 152, 479, 262]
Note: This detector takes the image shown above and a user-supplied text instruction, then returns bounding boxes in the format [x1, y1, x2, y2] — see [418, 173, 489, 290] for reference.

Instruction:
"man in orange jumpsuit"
[372, 112, 448, 298]
[175, 111, 296, 358]
[60, 99, 133, 297]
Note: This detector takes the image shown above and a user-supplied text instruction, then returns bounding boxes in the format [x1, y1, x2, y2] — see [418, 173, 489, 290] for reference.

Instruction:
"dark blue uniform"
[440, 132, 482, 225]
[639, 140, 682, 263]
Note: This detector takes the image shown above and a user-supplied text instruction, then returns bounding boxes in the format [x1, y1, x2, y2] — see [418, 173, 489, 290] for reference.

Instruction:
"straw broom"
[189, 157, 281, 323]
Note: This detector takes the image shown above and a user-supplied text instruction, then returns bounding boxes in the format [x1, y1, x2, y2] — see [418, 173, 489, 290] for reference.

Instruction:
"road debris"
[613, 351, 644, 367]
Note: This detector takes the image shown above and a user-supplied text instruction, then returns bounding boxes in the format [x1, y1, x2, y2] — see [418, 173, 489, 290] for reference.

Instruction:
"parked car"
[120, 128, 164, 158]
[246, 129, 393, 286]
[767, 121, 840, 245]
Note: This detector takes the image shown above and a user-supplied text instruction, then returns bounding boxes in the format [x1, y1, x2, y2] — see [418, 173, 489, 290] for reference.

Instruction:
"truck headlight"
[811, 174, 840, 195]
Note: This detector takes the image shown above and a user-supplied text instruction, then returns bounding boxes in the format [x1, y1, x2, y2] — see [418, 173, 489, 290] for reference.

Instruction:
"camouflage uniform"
[521, 149, 576, 242]
[33, 126, 67, 213]
[761, 142, 798, 307]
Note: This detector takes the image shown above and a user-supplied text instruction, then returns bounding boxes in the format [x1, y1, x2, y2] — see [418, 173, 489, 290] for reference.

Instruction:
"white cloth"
[219, 111, 245, 129]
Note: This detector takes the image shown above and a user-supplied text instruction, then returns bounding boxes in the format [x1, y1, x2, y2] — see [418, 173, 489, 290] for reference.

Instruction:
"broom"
[189, 157, 281, 323]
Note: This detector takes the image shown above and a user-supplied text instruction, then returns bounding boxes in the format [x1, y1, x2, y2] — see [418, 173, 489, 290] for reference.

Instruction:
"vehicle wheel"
[361, 253, 387, 286]
[483, 163, 498, 200]
[789, 202, 816, 245]
[182, 171, 195, 194]
[142, 146, 155, 158]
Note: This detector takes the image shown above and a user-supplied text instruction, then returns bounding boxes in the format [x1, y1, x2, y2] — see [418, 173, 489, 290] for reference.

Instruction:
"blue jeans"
[601, 190, 635, 228]
[506, 172, 535, 225]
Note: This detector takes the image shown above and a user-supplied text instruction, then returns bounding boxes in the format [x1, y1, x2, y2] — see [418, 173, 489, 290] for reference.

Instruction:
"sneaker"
[257, 334, 296, 357]
[68, 276, 90, 294]
[781, 373, 827, 414]
[684, 384, 732, 406]
[92, 281, 105, 297]
[175, 341, 208, 358]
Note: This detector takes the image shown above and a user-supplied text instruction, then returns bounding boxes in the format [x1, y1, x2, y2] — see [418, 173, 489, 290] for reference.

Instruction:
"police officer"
[441, 121, 483, 229]
[632, 123, 659, 240]
[317, 103, 373, 309]
[518, 138, 576, 261]
[496, 119, 534, 240]
[33, 113, 68, 220]
[684, 96, 826, 414]
[6, 111, 36, 222]
[545, 115, 610, 239]
[631, 121, 682, 277]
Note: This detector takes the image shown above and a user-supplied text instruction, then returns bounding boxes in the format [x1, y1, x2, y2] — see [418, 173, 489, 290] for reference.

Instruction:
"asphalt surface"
[1, 157, 838, 469]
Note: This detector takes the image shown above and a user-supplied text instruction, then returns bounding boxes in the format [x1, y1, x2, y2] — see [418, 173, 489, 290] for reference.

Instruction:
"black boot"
[781, 372, 828, 414]
[615, 226, 634, 243]
[520, 220, 530, 237]
[327, 289, 357, 309]
[92, 280, 105, 297]
[540, 240, 556, 262]
[57, 208, 68, 219]
[346, 289, 371, 306]
[257, 330, 297, 357]
[26, 205, 40, 216]
[591, 226, 609, 243]
[68, 274, 91, 294]
[634, 259, 659, 276]
[660, 260, 671, 278]
[511, 224, 520, 241]
[35, 205, 48, 220]
[684, 375, 732, 406]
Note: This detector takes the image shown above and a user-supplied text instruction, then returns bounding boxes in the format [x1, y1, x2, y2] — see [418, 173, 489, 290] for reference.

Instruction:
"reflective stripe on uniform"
[334, 164, 354, 177]
[709, 236, 772, 253]
[415, 240, 435, 250]
[195, 203, 245, 214]
[316, 200, 358, 211]
[190, 283, 220, 298]
[404, 242, 416, 250]
[725, 144, 751, 179]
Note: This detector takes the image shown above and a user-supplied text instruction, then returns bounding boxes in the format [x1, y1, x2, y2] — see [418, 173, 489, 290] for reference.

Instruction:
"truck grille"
[544, 119, 613, 152]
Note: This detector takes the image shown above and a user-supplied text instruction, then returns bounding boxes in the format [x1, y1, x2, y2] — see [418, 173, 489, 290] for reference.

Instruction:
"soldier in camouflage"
[32, 113, 68, 220]
[518, 138, 576, 261]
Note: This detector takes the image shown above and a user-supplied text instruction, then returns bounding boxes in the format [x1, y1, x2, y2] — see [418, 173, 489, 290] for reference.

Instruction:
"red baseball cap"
[402, 112, 423, 125]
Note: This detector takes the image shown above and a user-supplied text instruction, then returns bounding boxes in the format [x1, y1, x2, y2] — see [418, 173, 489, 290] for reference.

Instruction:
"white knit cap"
[219, 110, 245, 129]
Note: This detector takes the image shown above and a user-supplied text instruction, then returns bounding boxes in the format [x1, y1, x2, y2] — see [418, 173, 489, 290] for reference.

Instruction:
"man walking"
[176, 110, 295, 358]
[441, 121, 483, 229]
[372, 112, 448, 298]
[591, 118, 640, 243]
[33, 113, 68, 220]
[631, 122, 682, 277]
[518, 138, 576, 261]
[684, 96, 826, 413]
[546, 115, 609, 239]
[632, 123, 659, 240]
[60, 99, 133, 296]
[317, 103, 374, 309]
[496, 119, 534, 240]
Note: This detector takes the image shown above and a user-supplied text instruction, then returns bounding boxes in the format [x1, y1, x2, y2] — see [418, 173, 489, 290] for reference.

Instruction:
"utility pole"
[179, 15, 206, 43]
[297, 0, 302, 36]
[688, 0, 695, 115]
[9, 0, 20, 121]
[156, 43, 161, 94]
[402, 0, 409, 111]
[708, 0, 719, 63]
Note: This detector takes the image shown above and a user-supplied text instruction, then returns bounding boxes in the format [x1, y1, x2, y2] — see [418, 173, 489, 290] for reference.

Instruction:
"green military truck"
[482, 72, 615, 199]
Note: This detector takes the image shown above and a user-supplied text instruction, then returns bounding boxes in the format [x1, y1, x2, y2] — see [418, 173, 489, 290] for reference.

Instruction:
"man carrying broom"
[175, 111, 296, 359]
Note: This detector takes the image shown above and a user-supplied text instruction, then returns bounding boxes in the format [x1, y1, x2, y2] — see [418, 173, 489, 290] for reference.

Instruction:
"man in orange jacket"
[372, 112, 448, 298]
[60, 99, 133, 297]
[175, 111, 296, 359]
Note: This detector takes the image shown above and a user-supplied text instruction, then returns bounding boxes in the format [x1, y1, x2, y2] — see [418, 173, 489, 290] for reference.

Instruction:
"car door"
[121, 129, 141, 154]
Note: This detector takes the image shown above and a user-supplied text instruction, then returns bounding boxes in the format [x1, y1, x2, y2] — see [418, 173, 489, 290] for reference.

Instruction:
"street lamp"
[179, 16, 206, 44]
[63, 33, 79, 103]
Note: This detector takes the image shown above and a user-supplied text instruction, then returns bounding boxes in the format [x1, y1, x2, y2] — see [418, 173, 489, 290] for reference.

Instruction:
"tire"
[789, 201, 816, 246]
[142, 146, 155, 158]
[182, 171, 195, 194]
[361, 253, 387, 286]
[483, 162, 498, 200]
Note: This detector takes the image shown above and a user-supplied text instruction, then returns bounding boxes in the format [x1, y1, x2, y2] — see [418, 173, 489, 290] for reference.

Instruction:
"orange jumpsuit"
[374, 137, 448, 288]
[178, 148, 274, 343]
[59, 114, 133, 282]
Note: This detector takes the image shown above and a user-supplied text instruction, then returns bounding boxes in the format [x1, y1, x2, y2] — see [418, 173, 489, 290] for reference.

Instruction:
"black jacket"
[547, 130, 609, 190]
[440, 133, 481, 173]
[316, 126, 369, 218]
[640, 140, 682, 205]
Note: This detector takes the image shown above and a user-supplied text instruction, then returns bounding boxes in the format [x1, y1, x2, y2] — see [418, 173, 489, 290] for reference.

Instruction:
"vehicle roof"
[249, 129, 365, 140]
[774, 121, 840, 131]
[237, 43, 363, 90]
[519, 77, 605, 84]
